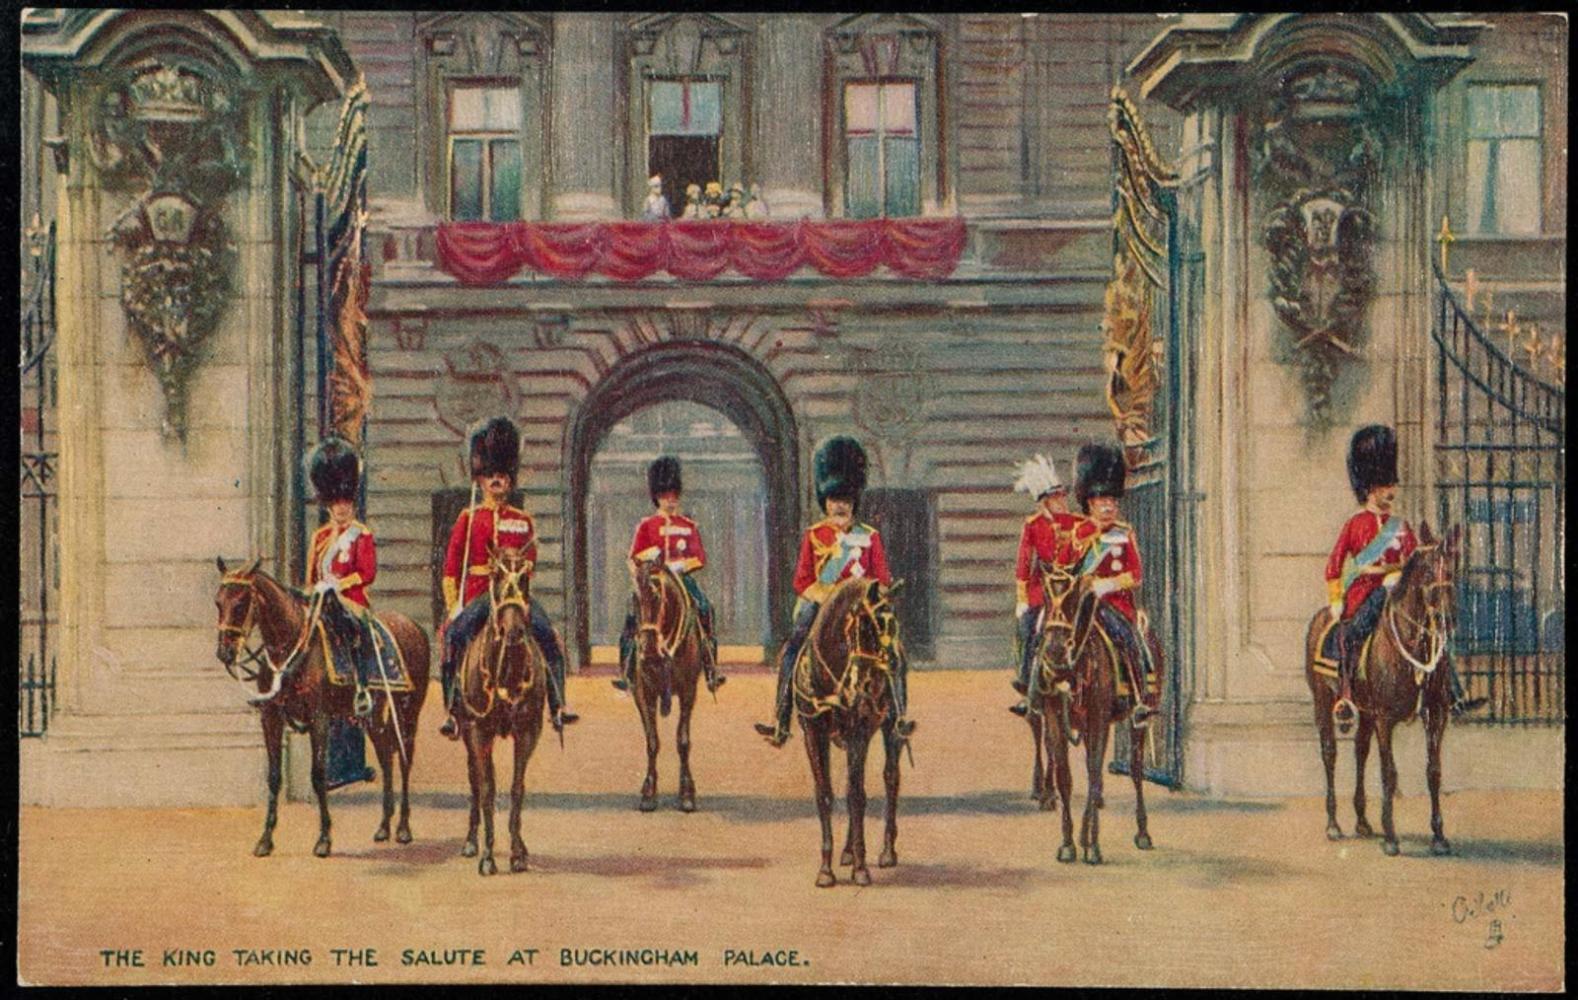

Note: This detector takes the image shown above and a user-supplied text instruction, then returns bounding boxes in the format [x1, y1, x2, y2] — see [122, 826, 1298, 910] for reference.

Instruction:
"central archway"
[564, 340, 801, 668]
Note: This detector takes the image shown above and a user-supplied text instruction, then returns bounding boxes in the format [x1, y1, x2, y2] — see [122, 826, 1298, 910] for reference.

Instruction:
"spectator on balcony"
[642, 174, 670, 221]
[704, 181, 725, 218]
[681, 183, 705, 220]
[745, 183, 770, 219]
[724, 182, 748, 219]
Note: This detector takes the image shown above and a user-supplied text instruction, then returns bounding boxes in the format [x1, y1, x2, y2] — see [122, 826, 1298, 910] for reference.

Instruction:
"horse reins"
[1384, 548, 1454, 676]
[797, 587, 898, 718]
[217, 572, 321, 705]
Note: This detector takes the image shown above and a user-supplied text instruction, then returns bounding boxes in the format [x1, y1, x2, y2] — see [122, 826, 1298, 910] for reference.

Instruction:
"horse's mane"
[814, 579, 878, 644]
[1393, 542, 1437, 598]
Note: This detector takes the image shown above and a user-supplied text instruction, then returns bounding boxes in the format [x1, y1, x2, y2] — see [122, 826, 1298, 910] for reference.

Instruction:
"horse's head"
[857, 579, 902, 664]
[213, 555, 263, 665]
[1404, 521, 1462, 629]
[486, 545, 532, 645]
[1036, 565, 1093, 671]
[632, 558, 672, 666]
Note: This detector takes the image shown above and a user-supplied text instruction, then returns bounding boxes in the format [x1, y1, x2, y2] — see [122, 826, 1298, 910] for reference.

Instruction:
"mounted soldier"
[1073, 442, 1157, 727]
[614, 455, 725, 695]
[437, 416, 579, 739]
[754, 436, 916, 748]
[1009, 453, 1083, 717]
[1320, 424, 1484, 732]
[305, 435, 380, 717]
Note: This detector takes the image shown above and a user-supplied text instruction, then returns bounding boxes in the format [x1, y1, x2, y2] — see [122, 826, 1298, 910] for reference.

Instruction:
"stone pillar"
[754, 15, 824, 218]
[551, 14, 620, 220]
[1129, 14, 1486, 795]
[21, 10, 353, 806]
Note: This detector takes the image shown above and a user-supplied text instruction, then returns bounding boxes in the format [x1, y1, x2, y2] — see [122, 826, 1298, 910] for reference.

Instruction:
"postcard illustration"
[16, 9, 1565, 989]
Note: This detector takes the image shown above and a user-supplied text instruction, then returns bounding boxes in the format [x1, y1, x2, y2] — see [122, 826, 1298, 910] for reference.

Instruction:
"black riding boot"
[700, 606, 725, 692]
[438, 645, 461, 740]
[753, 656, 796, 747]
[546, 653, 578, 732]
[613, 611, 636, 692]
[1011, 608, 1037, 715]
[890, 658, 916, 740]
[1447, 659, 1488, 717]
[1333, 630, 1359, 735]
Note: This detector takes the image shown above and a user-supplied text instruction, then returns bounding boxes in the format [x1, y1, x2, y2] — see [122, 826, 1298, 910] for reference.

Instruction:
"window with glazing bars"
[449, 84, 523, 222]
[844, 81, 919, 219]
[1466, 83, 1542, 235]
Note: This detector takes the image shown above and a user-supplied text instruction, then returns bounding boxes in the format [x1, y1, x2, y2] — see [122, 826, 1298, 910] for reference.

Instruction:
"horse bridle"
[636, 565, 695, 665]
[1385, 543, 1455, 675]
[215, 571, 317, 704]
[486, 555, 532, 646]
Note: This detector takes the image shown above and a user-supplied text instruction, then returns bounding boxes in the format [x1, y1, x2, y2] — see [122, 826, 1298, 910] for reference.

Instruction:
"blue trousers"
[1095, 602, 1155, 697]
[442, 593, 567, 712]
[1016, 607, 1041, 689]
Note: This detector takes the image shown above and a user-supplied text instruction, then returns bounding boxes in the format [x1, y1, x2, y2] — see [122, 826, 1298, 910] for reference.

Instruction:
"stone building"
[19, 12, 1566, 805]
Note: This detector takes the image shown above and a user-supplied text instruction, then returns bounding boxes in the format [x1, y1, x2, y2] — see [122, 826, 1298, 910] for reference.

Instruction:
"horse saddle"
[315, 611, 413, 692]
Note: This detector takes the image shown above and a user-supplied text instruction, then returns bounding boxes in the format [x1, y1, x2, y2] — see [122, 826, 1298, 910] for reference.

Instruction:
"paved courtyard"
[18, 671, 1565, 989]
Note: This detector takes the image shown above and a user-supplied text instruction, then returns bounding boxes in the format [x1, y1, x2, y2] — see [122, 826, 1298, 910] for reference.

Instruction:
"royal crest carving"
[848, 343, 928, 483]
[95, 59, 248, 440]
[1255, 64, 1380, 429]
[432, 340, 521, 439]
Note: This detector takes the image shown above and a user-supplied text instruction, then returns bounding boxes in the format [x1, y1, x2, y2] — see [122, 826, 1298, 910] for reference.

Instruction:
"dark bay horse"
[1305, 523, 1462, 856]
[793, 577, 905, 887]
[453, 546, 547, 875]
[1031, 565, 1159, 864]
[213, 557, 430, 857]
[630, 561, 707, 813]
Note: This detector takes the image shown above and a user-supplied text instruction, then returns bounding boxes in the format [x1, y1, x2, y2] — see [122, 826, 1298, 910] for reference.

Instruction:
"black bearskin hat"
[1074, 441, 1126, 514]
[1347, 424, 1398, 503]
[814, 436, 868, 511]
[648, 455, 683, 505]
[468, 416, 521, 482]
[307, 436, 360, 505]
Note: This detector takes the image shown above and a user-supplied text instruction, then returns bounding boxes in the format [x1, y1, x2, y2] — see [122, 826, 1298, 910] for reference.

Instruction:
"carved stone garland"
[95, 60, 248, 441]
[1255, 66, 1380, 430]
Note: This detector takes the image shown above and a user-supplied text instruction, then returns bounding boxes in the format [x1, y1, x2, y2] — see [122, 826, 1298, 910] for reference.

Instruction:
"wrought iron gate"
[1104, 91, 1200, 787]
[19, 218, 57, 738]
[1432, 258, 1565, 725]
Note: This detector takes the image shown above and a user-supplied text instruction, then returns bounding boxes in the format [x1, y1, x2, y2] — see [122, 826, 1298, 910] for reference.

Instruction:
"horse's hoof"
[840, 848, 854, 867]
[313, 839, 331, 858]
[1382, 840, 1400, 857]
[1354, 820, 1375, 839]
[1325, 824, 1344, 842]
[878, 848, 897, 868]
[1093, 794, 1105, 809]
[1430, 838, 1452, 857]
[815, 870, 837, 888]
[396, 827, 413, 845]
[638, 796, 658, 813]
[253, 841, 273, 858]
[678, 798, 696, 814]
[1038, 796, 1056, 812]
[1083, 845, 1103, 865]
[1134, 833, 1153, 851]
[510, 854, 529, 873]
[852, 867, 872, 886]
[1056, 844, 1077, 863]
[461, 840, 478, 858]
[373, 826, 390, 843]
[479, 856, 498, 876]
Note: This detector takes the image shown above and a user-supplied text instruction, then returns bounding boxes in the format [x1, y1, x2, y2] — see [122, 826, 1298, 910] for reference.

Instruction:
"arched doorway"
[565, 341, 800, 668]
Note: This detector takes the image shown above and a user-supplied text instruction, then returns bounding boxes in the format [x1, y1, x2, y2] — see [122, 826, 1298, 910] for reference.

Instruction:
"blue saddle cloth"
[318, 611, 414, 692]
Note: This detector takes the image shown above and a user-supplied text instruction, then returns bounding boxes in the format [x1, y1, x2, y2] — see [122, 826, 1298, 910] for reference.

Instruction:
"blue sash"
[818, 524, 872, 586]
[1078, 527, 1126, 575]
[1340, 514, 1404, 595]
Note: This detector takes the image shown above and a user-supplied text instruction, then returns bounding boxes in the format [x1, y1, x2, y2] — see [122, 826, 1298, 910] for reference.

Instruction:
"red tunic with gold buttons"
[441, 501, 537, 610]
[307, 521, 377, 609]
[629, 512, 707, 573]
[1324, 508, 1417, 620]
[792, 519, 892, 604]
[1015, 509, 1087, 609]
[1081, 520, 1142, 622]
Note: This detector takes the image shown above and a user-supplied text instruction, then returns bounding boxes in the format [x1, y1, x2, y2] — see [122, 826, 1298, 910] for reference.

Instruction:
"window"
[1466, 84, 1541, 235]
[844, 81, 919, 218]
[448, 84, 523, 222]
[647, 78, 722, 218]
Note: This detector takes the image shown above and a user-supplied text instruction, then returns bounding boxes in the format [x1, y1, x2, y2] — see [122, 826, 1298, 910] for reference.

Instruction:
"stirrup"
[754, 721, 790, 747]
[611, 675, 630, 692]
[439, 714, 460, 741]
[353, 687, 374, 718]
[1332, 697, 1358, 736]
[1009, 700, 1029, 717]
[1130, 701, 1156, 730]
[1451, 695, 1489, 718]
[894, 717, 917, 739]
[1011, 678, 1028, 695]
[706, 671, 727, 692]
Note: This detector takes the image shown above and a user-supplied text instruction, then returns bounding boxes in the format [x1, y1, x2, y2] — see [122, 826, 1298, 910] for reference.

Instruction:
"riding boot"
[437, 646, 461, 740]
[1332, 629, 1359, 735]
[697, 603, 725, 692]
[1447, 658, 1489, 717]
[613, 611, 635, 692]
[753, 657, 796, 747]
[546, 653, 578, 732]
[890, 652, 917, 741]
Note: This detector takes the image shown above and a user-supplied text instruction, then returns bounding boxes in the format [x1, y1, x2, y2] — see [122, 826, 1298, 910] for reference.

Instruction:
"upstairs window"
[648, 78, 723, 218]
[844, 81, 919, 219]
[1466, 83, 1541, 235]
[448, 84, 523, 222]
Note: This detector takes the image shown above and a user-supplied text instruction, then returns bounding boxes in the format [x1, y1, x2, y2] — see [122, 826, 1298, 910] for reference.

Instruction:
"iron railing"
[1432, 258, 1565, 725]
[19, 219, 57, 737]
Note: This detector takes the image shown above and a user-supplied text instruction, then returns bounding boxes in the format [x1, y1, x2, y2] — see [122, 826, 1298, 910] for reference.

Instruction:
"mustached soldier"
[1009, 454, 1082, 717]
[614, 456, 724, 694]
[437, 416, 579, 738]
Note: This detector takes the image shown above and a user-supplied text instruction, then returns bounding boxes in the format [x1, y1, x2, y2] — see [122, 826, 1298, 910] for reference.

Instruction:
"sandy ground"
[17, 670, 1565, 988]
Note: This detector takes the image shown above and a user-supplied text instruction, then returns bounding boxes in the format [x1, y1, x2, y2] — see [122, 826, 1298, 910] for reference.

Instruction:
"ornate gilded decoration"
[319, 79, 372, 444]
[1104, 88, 1176, 467]
[1255, 64, 1379, 429]
[95, 59, 247, 440]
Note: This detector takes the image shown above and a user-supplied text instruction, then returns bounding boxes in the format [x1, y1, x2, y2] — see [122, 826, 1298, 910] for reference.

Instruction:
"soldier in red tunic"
[614, 456, 724, 694]
[436, 417, 579, 738]
[306, 436, 379, 716]
[754, 436, 915, 747]
[1074, 442, 1156, 726]
[1322, 425, 1484, 731]
[1009, 454, 1085, 716]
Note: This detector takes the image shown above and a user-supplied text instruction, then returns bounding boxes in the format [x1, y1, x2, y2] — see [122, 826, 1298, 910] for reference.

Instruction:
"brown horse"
[1032, 564, 1160, 864]
[213, 556, 430, 858]
[793, 577, 906, 887]
[453, 546, 547, 876]
[1305, 522, 1462, 856]
[630, 561, 707, 812]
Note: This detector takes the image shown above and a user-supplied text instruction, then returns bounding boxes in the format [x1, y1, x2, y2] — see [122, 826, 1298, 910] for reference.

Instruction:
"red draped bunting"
[434, 218, 968, 285]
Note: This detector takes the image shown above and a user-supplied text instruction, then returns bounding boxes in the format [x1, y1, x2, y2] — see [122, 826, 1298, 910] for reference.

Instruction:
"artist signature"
[1450, 887, 1512, 949]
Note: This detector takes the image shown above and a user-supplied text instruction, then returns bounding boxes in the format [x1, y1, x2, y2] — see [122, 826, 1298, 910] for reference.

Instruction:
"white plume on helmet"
[1012, 454, 1066, 499]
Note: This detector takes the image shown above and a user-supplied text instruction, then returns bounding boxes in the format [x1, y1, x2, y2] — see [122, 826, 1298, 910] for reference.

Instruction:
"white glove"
[1015, 602, 1030, 618]
[849, 562, 866, 579]
[1382, 571, 1402, 591]
[1328, 602, 1343, 620]
[314, 578, 337, 595]
[667, 560, 687, 575]
[1092, 578, 1118, 598]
